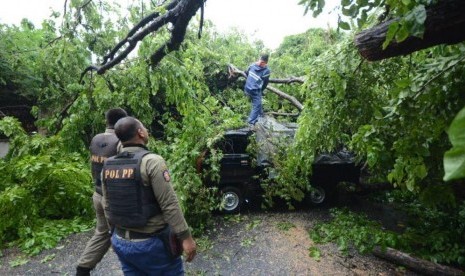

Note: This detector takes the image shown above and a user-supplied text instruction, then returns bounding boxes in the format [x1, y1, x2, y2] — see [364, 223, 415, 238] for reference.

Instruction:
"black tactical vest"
[103, 150, 161, 228]
[90, 132, 119, 194]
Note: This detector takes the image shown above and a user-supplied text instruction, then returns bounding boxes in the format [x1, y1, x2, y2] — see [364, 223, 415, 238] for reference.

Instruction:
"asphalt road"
[0, 202, 417, 276]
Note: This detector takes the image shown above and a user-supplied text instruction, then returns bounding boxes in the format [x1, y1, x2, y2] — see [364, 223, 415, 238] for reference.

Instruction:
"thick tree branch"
[269, 77, 305, 84]
[228, 64, 304, 111]
[150, 0, 203, 66]
[79, 0, 204, 76]
[355, 0, 465, 61]
[266, 86, 303, 111]
[197, 1, 204, 39]
[373, 247, 464, 276]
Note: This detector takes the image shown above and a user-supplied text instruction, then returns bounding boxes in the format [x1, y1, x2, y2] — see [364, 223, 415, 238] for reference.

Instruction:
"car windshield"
[254, 116, 297, 166]
[253, 115, 355, 166]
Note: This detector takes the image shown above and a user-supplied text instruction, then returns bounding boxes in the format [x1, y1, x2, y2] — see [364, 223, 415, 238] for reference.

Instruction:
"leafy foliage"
[1, 0, 464, 264]
[311, 197, 465, 266]
[278, 35, 465, 195]
[443, 106, 465, 181]
[276, 221, 296, 232]
[0, 117, 93, 254]
[311, 208, 401, 254]
[299, 0, 432, 46]
[0, 20, 48, 100]
[308, 246, 321, 261]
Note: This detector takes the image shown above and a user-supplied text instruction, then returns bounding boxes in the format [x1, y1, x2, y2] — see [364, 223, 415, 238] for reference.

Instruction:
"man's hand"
[182, 236, 197, 262]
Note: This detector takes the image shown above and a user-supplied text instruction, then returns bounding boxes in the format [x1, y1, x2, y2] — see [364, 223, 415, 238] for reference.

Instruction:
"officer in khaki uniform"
[102, 116, 196, 275]
[76, 108, 127, 276]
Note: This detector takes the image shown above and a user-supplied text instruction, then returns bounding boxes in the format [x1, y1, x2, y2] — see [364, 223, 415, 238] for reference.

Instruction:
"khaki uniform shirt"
[103, 146, 191, 240]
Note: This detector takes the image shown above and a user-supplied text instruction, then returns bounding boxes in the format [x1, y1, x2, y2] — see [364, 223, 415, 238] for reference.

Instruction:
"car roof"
[224, 128, 251, 137]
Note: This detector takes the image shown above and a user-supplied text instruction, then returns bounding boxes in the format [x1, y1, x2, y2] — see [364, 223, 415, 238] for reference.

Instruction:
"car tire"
[307, 185, 335, 206]
[220, 186, 243, 214]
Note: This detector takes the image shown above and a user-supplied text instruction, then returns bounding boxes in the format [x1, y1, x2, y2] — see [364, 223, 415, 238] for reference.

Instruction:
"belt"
[114, 228, 158, 240]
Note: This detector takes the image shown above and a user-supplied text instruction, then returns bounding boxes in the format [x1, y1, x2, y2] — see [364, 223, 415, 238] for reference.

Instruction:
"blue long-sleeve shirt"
[244, 63, 271, 92]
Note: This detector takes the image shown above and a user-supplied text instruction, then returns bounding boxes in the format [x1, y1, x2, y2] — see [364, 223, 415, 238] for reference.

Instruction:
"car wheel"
[220, 186, 243, 214]
[308, 186, 327, 205]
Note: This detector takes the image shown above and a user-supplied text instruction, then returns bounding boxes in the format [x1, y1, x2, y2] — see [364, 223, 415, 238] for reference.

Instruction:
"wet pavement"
[0, 198, 417, 275]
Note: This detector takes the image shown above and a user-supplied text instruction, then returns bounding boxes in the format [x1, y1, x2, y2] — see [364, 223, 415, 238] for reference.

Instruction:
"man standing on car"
[102, 116, 196, 274]
[76, 108, 128, 276]
[244, 54, 271, 126]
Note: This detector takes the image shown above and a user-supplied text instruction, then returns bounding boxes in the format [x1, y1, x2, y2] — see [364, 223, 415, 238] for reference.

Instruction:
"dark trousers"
[111, 233, 184, 276]
[245, 88, 263, 124]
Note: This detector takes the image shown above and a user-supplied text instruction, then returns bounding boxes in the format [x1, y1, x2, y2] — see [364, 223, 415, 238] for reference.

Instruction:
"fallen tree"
[355, 0, 465, 61]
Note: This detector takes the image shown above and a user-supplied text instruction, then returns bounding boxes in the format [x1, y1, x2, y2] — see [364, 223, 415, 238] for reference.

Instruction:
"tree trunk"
[355, 0, 465, 61]
[373, 247, 464, 276]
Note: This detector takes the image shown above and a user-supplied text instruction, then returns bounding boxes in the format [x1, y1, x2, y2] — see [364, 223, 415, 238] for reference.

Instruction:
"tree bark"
[355, 0, 465, 61]
[265, 86, 303, 111]
[269, 76, 304, 84]
[373, 247, 464, 276]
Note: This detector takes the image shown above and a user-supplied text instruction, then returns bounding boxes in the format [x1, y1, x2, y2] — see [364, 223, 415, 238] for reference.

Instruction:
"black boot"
[76, 266, 92, 276]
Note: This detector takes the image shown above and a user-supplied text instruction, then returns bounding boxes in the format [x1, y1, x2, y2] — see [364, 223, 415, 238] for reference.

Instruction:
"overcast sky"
[0, 0, 339, 50]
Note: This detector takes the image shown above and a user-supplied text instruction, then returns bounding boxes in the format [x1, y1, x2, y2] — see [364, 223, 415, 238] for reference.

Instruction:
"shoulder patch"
[163, 170, 171, 182]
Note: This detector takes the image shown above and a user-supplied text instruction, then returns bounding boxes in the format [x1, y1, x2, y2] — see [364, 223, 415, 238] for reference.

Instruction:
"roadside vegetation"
[0, 0, 464, 270]
[311, 197, 465, 266]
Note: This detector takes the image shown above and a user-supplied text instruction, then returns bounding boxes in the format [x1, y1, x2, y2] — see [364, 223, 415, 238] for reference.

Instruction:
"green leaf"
[447, 106, 465, 147]
[415, 164, 427, 179]
[361, 10, 368, 22]
[348, 4, 359, 17]
[383, 22, 399, 49]
[406, 179, 415, 192]
[409, 22, 425, 38]
[9, 257, 28, 267]
[401, 0, 411, 6]
[341, 0, 351, 7]
[342, 7, 351, 16]
[413, 5, 426, 25]
[40, 253, 56, 263]
[309, 246, 321, 261]
[443, 147, 465, 181]
[398, 91, 409, 99]
[339, 21, 351, 30]
[395, 78, 410, 89]
[444, 107, 465, 181]
[396, 24, 410, 42]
